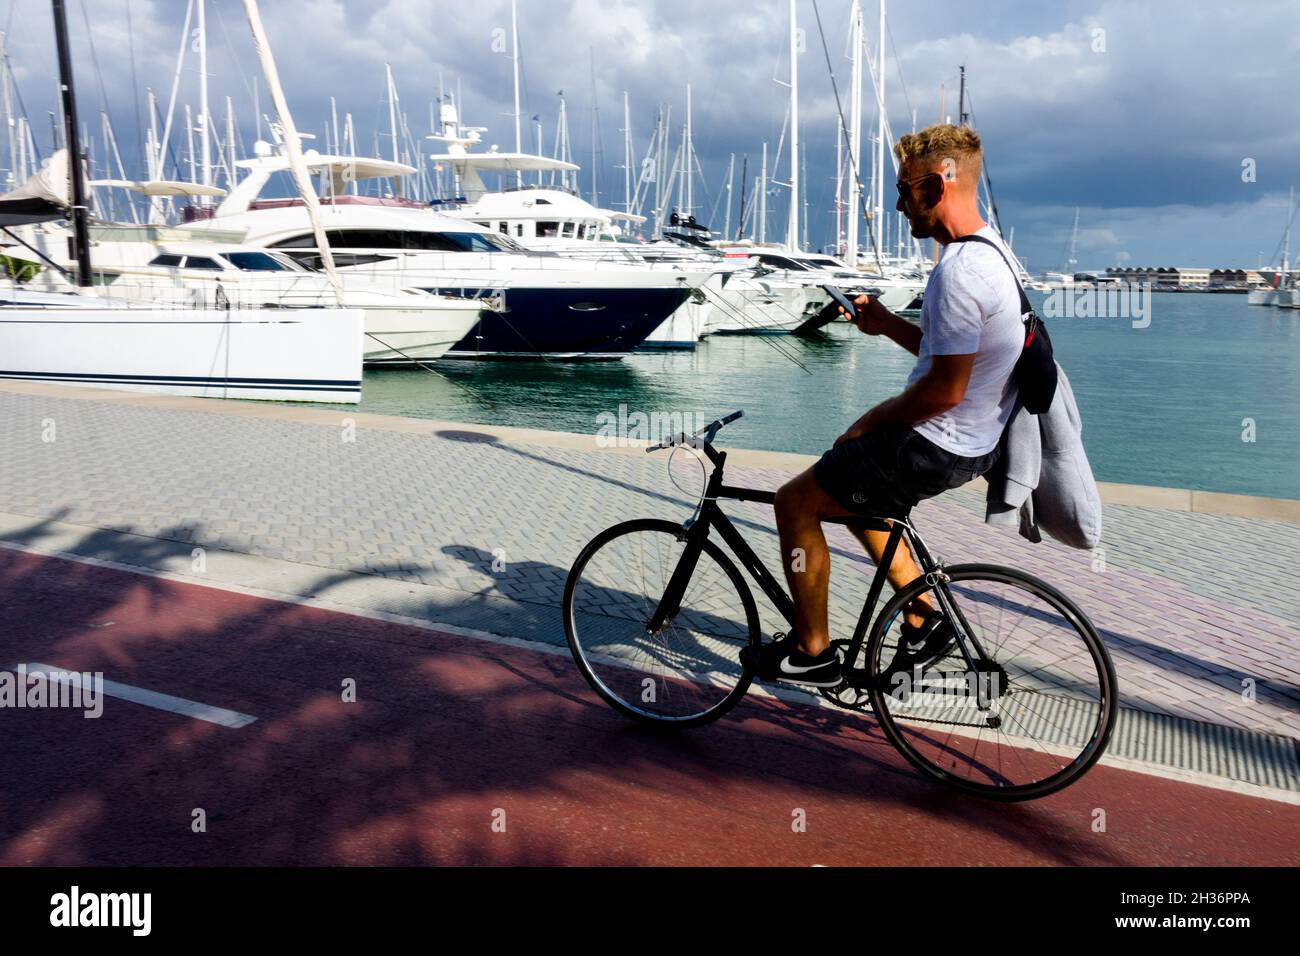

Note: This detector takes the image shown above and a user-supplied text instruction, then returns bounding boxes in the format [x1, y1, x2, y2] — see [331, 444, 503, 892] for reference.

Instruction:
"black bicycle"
[562, 411, 1118, 801]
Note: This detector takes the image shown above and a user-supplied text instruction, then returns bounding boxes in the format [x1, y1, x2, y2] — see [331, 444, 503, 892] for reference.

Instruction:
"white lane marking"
[19, 662, 257, 729]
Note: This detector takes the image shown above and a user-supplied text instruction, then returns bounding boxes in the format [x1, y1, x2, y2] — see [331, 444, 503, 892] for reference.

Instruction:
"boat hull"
[421, 285, 692, 359]
[361, 305, 484, 364]
[0, 306, 363, 402]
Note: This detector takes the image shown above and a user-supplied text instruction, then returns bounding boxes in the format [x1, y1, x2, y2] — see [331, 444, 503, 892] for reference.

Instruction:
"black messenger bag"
[952, 234, 1058, 414]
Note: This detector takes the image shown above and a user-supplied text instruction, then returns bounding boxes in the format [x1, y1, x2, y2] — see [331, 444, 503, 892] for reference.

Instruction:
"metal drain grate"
[1107, 707, 1300, 792]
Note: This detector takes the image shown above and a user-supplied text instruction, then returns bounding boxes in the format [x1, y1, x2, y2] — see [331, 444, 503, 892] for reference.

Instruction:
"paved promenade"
[0, 380, 1296, 753]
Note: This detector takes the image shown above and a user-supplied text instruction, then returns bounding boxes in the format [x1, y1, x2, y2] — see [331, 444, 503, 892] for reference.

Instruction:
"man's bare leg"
[773, 470, 859, 657]
[847, 524, 935, 627]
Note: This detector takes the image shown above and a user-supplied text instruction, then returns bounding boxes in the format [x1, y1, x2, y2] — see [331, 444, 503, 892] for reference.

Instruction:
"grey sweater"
[984, 365, 1103, 549]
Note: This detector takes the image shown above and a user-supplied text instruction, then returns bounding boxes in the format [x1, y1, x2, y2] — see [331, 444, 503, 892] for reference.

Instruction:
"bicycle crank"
[819, 639, 873, 711]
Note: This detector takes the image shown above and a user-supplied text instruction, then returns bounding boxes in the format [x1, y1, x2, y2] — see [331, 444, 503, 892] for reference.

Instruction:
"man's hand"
[840, 294, 890, 336]
[833, 409, 879, 447]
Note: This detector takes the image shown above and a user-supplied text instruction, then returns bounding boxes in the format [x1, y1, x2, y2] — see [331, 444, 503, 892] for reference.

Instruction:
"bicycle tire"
[563, 518, 761, 728]
[865, 563, 1118, 801]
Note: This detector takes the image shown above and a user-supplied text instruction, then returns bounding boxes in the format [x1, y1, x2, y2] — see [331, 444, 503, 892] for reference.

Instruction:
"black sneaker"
[739, 632, 843, 688]
[896, 610, 957, 669]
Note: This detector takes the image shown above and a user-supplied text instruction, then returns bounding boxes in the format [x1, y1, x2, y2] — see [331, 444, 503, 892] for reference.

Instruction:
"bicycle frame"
[646, 440, 1000, 686]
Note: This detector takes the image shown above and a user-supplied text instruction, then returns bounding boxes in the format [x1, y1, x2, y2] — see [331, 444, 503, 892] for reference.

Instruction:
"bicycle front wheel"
[864, 564, 1118, 801]
[563, 519, 760, 728]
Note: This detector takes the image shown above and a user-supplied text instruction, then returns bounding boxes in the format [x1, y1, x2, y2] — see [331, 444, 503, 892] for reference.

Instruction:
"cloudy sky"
[4, 0, 1298, 270]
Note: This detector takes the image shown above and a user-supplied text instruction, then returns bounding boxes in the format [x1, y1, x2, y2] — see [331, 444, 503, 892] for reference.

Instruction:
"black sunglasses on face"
[895, 171, 943, 201]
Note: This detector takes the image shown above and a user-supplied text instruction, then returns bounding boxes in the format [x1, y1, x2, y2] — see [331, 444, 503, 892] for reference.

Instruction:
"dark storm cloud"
[4, 0, 1297, 268]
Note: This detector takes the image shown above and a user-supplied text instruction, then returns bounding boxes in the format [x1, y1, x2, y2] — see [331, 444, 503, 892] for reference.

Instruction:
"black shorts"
[812, 422, 1001, 519]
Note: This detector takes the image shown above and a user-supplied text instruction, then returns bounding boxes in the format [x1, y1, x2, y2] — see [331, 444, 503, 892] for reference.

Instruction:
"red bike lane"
[0, 547, 1296, 867]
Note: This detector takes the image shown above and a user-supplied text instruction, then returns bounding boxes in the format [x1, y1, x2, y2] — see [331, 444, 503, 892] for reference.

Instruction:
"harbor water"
[317, 292, 1300, 501]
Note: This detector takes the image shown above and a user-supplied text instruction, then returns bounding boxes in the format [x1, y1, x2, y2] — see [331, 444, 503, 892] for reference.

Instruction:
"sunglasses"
[895, 172, 943, 201]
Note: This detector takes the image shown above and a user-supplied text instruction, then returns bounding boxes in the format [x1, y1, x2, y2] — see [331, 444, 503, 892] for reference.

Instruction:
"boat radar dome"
[254, 140, 273, 158]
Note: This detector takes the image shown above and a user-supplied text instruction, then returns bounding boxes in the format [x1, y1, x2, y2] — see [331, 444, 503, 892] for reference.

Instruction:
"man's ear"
[919, 174, 945, 207]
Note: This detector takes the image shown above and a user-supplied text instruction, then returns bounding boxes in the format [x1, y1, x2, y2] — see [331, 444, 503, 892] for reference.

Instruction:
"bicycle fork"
[645, 450, 730, 636]
[645, 517, 709, 636]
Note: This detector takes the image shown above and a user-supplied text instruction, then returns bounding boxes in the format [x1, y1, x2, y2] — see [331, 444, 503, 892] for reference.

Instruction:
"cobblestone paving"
[1, 389, 1296, 738]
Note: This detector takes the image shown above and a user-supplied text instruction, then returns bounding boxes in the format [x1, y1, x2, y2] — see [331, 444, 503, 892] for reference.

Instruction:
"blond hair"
[894, 124, 982, 186]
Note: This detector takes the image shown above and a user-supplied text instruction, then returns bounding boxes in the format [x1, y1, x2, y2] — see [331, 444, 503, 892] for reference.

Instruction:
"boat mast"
[553, 92, 573, 191]
[1278, 185, 1294, 283]
[198, 0, 211, 197]
[835, 113, 843, 256]
[759, 141, 768, 244]
[652, 106, 666, 234]
[224, 95, 236, 188]
[675, 97, 687, 218]
[50, 0, 92, 286]
[145, 87, 161, 220]
[684, 84, 693, 216]
[1067, 207, 1080, 274]
[386, 63, 400, 165]
[622, 91, 631, 213]
[159, 0, 194, 186]
[735, 154, 747, 241]
[511, 0, 521, 187]
[801, 141, 809, 250]
[957, 64, 966, 126]
[240, 0, 344, 304]
[184, 104, 196, 183]
[343, 112, 356, 191]
[846, 0, 863, 268]
[533, 113, 543, 185]
[723, 152, 734, 239]
[873, 0, 886, 258]
[1, 32, 15, 190]
[588, 49, 599, 206]
[787, 0, 799, 251]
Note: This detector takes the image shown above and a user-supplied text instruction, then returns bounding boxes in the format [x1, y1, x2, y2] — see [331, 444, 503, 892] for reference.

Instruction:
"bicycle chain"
[820, 690, 1001, 729]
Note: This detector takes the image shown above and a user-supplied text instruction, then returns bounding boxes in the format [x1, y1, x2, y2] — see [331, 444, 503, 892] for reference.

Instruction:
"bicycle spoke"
[874, 569, 1114, 798]
[567, 523, 753, 723]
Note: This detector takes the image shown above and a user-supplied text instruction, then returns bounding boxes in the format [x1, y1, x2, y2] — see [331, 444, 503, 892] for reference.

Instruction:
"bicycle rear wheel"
[563, 519, 759, 727]
[864, 564, 1117, 801]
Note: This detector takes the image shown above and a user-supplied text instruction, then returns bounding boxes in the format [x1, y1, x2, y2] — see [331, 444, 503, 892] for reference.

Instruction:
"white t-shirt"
[905, 225, 1024, 457]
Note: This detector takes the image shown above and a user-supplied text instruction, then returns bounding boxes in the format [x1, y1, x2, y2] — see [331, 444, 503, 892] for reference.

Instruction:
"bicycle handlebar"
[645, 409, 744, 452]
[713, 409, 745, 429]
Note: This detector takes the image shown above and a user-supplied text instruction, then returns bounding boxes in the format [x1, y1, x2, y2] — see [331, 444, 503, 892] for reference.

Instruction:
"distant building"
[1105, 266, 1264, 291]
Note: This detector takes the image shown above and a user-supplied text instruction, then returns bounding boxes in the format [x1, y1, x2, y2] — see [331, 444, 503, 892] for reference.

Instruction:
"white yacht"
[178, 149, 708, 360]
[17, 227, 482, 365]
[721, 245, 925, 315]
[426, 105, 826, 342]
[446, 179, 723, 347]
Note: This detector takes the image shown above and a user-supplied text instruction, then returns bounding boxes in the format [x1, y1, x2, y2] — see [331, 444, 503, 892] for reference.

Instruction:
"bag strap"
[951, 234, 1034, 317]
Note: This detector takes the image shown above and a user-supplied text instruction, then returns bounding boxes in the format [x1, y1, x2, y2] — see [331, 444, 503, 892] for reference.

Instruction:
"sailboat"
[1248, 187, 1298, 308]
[0, 1, 362, 403]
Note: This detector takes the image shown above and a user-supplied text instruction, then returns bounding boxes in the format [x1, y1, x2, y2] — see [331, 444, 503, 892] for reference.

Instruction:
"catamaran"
[0, 2, 362, 405]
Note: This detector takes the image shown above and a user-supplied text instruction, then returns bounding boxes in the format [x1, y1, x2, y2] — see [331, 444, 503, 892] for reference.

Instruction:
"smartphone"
[822, 285, 859, 316]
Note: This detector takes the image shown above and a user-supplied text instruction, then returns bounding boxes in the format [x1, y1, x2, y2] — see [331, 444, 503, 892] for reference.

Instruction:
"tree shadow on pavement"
[1, 515, 1291, 867]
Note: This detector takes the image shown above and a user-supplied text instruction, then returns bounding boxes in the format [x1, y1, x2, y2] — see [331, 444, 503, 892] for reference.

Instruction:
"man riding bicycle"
[740, 123, 1024, 688]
